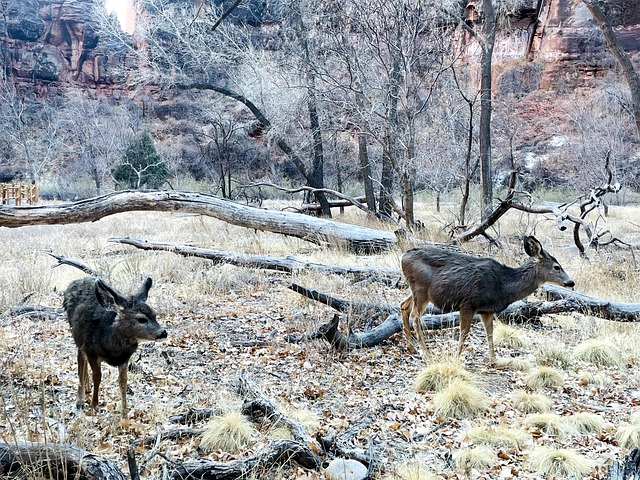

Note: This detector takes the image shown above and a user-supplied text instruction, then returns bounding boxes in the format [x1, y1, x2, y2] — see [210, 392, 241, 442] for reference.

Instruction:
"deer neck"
[502, 261, 540, 305]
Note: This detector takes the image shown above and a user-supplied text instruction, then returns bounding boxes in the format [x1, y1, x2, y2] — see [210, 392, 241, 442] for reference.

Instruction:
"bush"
[113, 131, 169, 189]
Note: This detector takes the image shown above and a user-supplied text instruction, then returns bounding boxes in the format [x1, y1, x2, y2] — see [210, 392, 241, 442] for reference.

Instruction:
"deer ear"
[95, 279, 126, 310]
[134, 277, 153, 302]
[523, 236, 543, 258]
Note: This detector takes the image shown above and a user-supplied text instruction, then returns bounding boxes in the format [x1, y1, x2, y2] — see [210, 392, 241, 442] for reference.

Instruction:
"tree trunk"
[582, 0, 640, 138]
[107, 237, 399, 281]
[479, 0, 496, 220]
[358, 131, 377, 215]
[0, 190, 396, 254]
[0, 442, 126, 480]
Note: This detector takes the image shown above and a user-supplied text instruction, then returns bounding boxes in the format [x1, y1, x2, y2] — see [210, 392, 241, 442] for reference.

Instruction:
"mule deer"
[400, 236, 574, 364]
[64, 277, 167, 414]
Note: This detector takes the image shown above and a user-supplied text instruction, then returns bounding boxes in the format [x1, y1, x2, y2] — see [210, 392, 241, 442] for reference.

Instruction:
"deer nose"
[564, 280, 575, 288]
[156, 330, 168, 340]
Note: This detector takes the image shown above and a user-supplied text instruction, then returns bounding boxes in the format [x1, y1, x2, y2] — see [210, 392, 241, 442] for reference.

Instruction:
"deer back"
[64, 277, 167, 367]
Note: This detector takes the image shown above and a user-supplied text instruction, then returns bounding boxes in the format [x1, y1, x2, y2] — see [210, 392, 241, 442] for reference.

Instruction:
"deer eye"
[136, 315, 149, 324]
[553, 265, 561, 271]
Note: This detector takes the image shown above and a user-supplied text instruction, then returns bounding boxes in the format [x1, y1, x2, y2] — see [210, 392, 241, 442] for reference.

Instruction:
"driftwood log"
[0, 190, 396, 254]
[607, 448, 640, 480]
[290, 284, 640, 351]
[169, 440, 321, 480]
[108, 236, 399, 282]
[0, 442, 126, 480]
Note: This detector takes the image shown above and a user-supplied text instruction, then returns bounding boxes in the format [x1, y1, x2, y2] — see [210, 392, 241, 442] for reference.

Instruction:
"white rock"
[324, 458, 368, 480]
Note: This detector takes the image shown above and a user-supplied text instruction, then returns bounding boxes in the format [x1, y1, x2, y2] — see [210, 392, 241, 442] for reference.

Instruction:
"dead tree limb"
[291, 285, 640, 350]
[0, 190, 395, 254]
[48, 253, 99, 276]
[542, 284, 640, 322]
[607, 447, 640, 480]
[0, 442, 126, 480]
[244, 183, 370, 213]
[235, 372, 322, 455]
[110, 237, 399, 282]
[169, 440, 321, 480]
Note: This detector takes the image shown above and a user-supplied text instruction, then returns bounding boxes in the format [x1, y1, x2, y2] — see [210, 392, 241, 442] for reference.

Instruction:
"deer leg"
[400, 295, 417, 353]
[457, 309, 473, 358]
[76, 350, 88, 409]
[413, 298, 430, 360]
[87, 357, 102, 411]
[118, 363, 129, 415]
[480, 313, 496, 366]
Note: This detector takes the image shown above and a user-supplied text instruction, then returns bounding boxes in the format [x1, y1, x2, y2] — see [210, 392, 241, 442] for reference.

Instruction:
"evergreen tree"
[113, 132, 168, 189]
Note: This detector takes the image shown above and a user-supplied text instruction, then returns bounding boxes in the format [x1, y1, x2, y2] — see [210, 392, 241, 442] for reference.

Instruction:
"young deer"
[64, 277, 167, 414]
[400, 236, 574, 364]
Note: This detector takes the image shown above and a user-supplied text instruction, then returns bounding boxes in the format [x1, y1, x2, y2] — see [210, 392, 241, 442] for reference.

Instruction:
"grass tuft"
[453, 446, 498, 472]
[494, 322, 526, 349]
[384, 462, 439, 480]
[577, 369, 612, 386]
[510, 390, 552, 413]
[574, 338, 622, 366]
[467, 425, 530, 449]
[413, 362, 472, 392]
[200, 410, 257, 453]
[616, 423, 640, 449]
[528, 446, 594, 478]
[524, 413, 572, 437]
[495, 356, 533, 371]
[524, 366, 564, 390]
[433, 379, 490, 419]
[535, 342, 572, 368]
[567, 412, 606, 434]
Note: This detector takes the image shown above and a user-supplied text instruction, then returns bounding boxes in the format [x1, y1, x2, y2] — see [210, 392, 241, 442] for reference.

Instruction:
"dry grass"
[495, 356, 533, 371]
[527, 447, 595, 478]
[535, 342, 572, 368]
[413, 362, 472, 392]
[574, 338, 623, 366]
[1, 200, 640, 479]
[567, 412, 606, 434]
[432, 379, 491, 419]
[200, 410, 257, 453]
[615, 423, 640, 449]
[384, 462, 439, 480]
[466, 425, 530, 449]
[494, 322, 526, 349]
[524, 413, 573, 437]
[453, 446, 498, 472]
[524, 366, 565, 390]
[576, 369, 612, 386]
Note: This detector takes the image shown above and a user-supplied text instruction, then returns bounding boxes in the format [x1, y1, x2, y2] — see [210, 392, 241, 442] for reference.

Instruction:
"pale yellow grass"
[527, 446, 595, 478]
[200, 410, 257, 453]
[453, 446, 498, 472]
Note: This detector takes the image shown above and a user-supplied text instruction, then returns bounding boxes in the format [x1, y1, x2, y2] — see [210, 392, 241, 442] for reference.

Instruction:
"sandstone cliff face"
[1, 0, 130, 95]
[0, 0, 638, 96]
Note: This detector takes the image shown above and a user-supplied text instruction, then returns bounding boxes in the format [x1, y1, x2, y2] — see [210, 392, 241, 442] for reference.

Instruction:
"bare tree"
[0, 81, 63, 183]
[59, 90, 138, 195]
[582, 0, 640, 138]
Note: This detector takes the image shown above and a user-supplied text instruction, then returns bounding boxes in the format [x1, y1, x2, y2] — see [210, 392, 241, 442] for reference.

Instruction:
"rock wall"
[0, 0, 131, 96]
[0, 0, 639, 97]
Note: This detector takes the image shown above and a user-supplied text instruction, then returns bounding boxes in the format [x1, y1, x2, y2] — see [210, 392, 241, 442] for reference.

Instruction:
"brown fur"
[400, 236, 574, 364]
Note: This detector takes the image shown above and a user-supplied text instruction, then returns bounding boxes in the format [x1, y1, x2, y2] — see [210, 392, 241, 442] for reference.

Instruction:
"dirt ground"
[1, 209, 640, 479]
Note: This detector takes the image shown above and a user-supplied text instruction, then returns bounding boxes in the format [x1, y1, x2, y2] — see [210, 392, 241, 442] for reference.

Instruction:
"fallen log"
[109, 237, 399, 282]
[607, 448, 640, 480]
[290, 285, 640, 350]
[0, 190, 396, 254]
[169, 439, 321, 480]
[542, 284, 640, 321]
[0, 442, 126, 480]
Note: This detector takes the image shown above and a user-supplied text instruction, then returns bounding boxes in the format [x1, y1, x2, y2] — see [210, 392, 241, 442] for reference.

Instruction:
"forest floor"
[1, 202, 640, 479]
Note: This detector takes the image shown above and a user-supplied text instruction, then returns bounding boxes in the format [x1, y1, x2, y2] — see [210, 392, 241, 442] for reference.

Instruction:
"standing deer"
[400, 236, 574, 364]
[64, 277, 167, 414]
